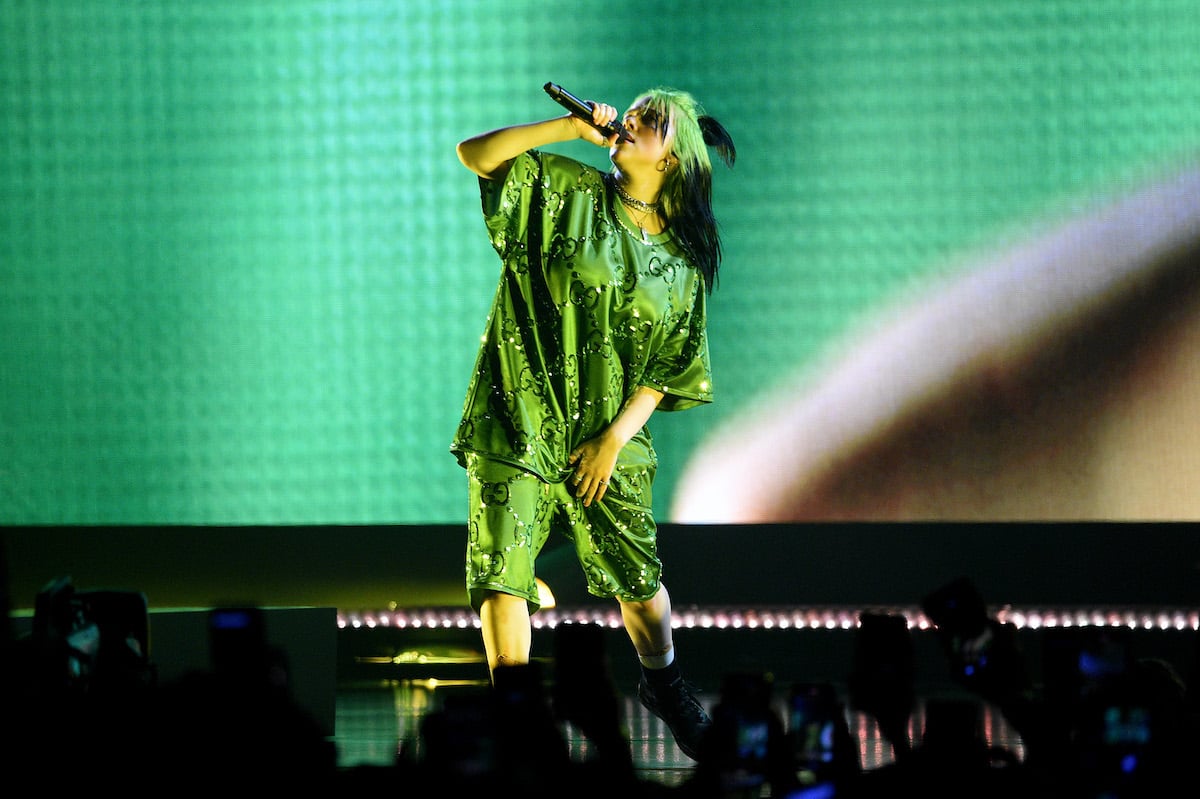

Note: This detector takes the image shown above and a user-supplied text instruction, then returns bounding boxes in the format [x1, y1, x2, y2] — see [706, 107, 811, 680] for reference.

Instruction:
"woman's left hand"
[568, 434, 621, 506]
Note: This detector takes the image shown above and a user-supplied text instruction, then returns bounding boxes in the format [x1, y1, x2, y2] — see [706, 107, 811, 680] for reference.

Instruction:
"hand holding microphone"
[544, 82, 634, 144]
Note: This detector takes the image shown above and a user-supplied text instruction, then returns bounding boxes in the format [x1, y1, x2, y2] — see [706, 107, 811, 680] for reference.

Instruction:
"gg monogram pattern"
[451, 150, 713, 483]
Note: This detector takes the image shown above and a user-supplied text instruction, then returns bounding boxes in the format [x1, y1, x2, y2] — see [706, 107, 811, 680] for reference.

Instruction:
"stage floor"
[332, 676, 1024, 791]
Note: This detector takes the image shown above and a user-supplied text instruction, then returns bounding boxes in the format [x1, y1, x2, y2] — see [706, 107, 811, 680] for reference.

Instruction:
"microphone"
[544, 82, 633, 142]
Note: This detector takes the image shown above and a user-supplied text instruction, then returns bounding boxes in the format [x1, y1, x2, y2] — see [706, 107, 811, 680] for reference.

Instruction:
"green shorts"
[463, 433, 660, 613]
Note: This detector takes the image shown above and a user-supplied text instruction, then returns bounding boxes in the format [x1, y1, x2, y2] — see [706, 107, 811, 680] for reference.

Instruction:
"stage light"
[536, 578, 556, 610]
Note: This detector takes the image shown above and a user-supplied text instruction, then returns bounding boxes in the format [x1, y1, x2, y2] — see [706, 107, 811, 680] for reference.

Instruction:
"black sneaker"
[638, 676, 712, 760]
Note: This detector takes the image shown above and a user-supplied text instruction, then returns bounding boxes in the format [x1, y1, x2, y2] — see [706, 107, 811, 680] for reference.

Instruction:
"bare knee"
[620, 585, 670, 616]
[482, 589, 519, 606]
[480, 589, 528, 615]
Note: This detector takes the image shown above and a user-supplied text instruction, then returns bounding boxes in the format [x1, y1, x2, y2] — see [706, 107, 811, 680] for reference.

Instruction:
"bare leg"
[619, 583, 675, 667]
[622, 582, 711, 761]
[479, 590, 532, 679]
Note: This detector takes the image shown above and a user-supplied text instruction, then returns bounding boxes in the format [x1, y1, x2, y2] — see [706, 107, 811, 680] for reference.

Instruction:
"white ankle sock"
[638, 647, 676, 671]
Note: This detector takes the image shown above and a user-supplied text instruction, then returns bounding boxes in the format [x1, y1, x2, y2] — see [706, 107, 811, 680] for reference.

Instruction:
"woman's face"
[612, 99, 673, 172]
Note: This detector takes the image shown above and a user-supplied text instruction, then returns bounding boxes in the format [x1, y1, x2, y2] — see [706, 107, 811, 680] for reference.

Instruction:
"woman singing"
[451, 85, 735, 760]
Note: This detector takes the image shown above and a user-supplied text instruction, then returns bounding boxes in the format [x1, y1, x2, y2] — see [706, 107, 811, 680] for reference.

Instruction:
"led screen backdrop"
[3, 1, 1199, 525]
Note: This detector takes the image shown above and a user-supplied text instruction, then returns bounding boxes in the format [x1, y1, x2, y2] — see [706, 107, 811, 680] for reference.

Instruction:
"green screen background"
[3, 1, 1199, 525]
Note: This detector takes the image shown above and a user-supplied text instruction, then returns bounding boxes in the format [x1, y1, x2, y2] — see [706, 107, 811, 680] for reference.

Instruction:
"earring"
[657, 158, 671, 173]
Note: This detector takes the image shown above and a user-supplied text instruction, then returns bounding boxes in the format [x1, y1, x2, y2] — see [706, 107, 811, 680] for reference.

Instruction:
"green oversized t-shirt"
[451, 150, 712, 483]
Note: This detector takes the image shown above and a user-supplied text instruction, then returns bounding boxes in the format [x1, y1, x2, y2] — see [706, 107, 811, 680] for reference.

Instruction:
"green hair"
[634, 87, 736, 293]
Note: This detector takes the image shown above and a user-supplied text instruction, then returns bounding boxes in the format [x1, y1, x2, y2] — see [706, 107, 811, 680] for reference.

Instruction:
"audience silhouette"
[3, 577, 337, 790]
[4, 570, 1197, 797]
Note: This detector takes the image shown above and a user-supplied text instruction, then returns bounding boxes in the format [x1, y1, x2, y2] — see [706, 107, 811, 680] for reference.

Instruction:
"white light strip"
[336, 605, 1200, 632]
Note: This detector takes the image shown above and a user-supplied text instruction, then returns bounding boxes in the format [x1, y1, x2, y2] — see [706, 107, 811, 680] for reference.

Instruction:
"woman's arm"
[569, 386, 665, 506]
[605, 385, 665, 446]
[456, 106, 617, 180]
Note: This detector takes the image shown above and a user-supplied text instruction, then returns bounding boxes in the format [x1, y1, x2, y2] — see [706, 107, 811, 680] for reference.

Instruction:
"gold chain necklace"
[611, 177, 661, 213]
[608, 174, 661, 244]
